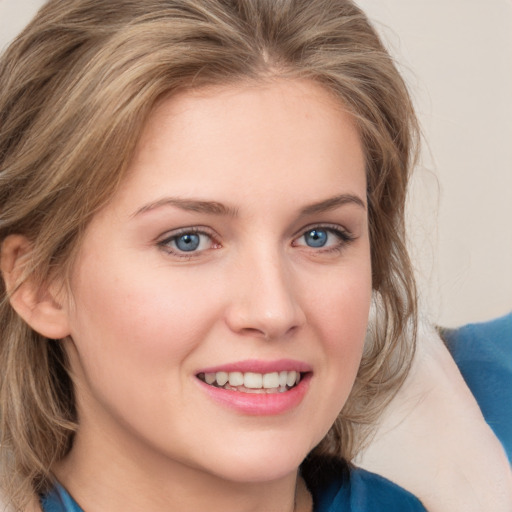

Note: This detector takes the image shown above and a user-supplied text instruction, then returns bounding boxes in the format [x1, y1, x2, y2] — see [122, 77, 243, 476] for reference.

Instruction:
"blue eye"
[304, 229, 328, 248]
[293, 225, 354, 253]
[175, 233, 200, 252]
[159, 229, 216, 256]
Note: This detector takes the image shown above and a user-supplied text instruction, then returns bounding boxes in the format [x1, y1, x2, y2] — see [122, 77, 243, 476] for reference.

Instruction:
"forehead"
[116, 79, 366, 212]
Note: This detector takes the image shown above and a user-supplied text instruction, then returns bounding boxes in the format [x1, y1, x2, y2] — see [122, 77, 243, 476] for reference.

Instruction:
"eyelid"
[157, 226, 220, 257]
[292, 223, 354, 240]
[292, 223, 356, 250]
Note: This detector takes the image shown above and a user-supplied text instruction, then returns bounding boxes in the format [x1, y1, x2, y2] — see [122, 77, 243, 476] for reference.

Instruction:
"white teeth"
[216, 371, 229, 386]
[263, 372, 280, 389]
[202, 370, 304, 391]
[228, 372, 244, 387]
[286, 371, 297, 387]
[205, 373, 216, 385]
[244, 372, 263, 389]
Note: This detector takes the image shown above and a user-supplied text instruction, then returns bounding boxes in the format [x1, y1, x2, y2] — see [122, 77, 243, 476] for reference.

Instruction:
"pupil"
[176, 233, 200, 251]
[305, 229, 327, 248]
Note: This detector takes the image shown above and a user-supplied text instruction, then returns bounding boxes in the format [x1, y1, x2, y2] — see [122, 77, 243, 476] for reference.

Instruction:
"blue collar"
[40, 482, 83, 512]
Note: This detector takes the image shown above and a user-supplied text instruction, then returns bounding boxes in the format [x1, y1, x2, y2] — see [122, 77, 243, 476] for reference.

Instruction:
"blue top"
[302, 456, 426, 511]
[41, 313, 512, 512]
[442, 313, 512, 463]
[41, 461, 426, 512]
[41, 483, 84, 512]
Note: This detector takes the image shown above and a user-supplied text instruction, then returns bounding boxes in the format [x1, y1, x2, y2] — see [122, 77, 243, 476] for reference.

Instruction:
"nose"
[224, 249, 306, 341]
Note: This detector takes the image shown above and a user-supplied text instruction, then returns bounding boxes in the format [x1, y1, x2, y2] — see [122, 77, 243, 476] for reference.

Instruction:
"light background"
[1, 0, 511, 327]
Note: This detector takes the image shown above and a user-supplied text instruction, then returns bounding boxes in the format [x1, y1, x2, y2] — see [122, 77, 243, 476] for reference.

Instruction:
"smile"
[195, 359, 312, 415]
[197, 370, 303, 394]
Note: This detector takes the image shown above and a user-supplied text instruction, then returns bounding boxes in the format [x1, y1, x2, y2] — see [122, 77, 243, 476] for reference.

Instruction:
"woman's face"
[61, 79, 372, 485]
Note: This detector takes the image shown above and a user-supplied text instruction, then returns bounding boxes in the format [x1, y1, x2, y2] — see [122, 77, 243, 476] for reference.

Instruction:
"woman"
[0, 0, 450, 510]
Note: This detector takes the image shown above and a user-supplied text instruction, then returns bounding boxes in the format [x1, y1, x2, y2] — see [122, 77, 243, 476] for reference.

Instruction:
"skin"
[3, 79, 372, 512]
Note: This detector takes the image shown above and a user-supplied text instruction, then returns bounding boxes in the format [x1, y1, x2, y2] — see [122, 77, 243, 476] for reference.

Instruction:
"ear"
[1, 234, 71, 339]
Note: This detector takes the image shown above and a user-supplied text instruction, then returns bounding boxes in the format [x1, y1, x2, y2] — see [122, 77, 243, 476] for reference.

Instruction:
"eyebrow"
[132, 197, 239, 218]
[299, 194, 366, 215]
[132, 193, 366, 218]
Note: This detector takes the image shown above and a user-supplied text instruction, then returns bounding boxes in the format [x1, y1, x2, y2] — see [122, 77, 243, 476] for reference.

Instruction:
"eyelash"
[157, 224, 355, 259]
[157, 227, 219, 259]
[292, 224, 356, 254]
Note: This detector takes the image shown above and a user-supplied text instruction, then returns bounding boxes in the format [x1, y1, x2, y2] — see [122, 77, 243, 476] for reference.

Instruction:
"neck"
[54, 426, 311, 512]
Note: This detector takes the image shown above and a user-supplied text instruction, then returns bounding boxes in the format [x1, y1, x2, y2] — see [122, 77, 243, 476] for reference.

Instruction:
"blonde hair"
[0, 0, 418, 507]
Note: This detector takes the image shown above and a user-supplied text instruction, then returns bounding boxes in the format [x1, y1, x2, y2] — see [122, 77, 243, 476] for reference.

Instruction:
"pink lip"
[195, 360, 313, 416]
[197, 358, 312, 374]
[196, 375, 311, 416]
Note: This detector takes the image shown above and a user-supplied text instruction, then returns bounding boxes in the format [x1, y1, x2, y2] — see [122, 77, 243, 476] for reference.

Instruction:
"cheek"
[307, 259, 372, 350]
[66, 257, 222, 384]
[290, 265, 371, 450]
[305, 258, 372, 406]
[64, 259, 230, 443]
[322, 286, 370, 388]
[326, 279, 371, 352]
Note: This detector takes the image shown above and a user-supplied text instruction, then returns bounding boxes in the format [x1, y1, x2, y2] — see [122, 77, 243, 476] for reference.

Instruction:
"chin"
[213, 457, 303, 484]
[193, 434, 316, 484]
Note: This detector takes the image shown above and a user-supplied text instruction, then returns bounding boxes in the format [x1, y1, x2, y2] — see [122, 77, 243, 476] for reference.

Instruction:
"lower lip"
[196, 374, 312, 416]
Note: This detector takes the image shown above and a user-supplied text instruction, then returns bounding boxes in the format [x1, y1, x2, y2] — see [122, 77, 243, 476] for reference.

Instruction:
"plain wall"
[357, 0, 512, 327]
[1, 0, 511, 327]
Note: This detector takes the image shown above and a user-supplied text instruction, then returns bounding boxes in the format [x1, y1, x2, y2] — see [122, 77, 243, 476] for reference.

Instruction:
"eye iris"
[305, 229, 327, 248]
[175, 233, 200, 251]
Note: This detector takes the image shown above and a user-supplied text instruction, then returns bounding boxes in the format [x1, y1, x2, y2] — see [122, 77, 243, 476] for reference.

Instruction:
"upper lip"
[196, 359, 312, 375]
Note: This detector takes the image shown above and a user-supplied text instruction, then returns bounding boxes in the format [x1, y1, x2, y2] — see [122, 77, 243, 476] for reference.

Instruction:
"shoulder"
[302, 456, 426, 512]
[342, 466, 427, 512]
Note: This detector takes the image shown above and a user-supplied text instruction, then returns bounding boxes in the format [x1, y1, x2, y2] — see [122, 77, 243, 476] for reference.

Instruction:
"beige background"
[1, 0, 511, 327]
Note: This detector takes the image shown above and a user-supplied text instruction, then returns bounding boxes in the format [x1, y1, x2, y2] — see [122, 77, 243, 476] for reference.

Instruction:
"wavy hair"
[0, 0, 418, 508]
